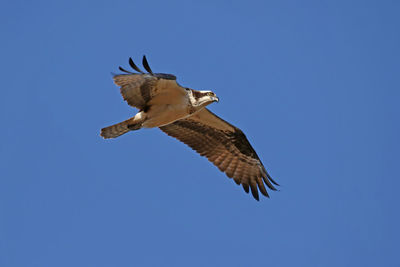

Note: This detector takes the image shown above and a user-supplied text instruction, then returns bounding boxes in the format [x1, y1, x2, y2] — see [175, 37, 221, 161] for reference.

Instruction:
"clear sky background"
[1, 1, 399, 266]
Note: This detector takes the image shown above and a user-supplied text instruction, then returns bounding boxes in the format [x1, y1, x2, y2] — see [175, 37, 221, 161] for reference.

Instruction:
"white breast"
[141, 94, 191, 128]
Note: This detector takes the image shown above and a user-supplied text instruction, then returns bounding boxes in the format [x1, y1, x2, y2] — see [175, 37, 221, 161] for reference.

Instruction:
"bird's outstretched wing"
[113, 56, 186, 111]
[159, 108, 278, 200]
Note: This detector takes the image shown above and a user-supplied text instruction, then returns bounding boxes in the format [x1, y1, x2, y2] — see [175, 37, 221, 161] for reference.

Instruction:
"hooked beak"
[213, 96, 219, 102]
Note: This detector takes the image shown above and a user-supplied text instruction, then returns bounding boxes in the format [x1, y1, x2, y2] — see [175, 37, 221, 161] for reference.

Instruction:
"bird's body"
[101, 56, 278, 200]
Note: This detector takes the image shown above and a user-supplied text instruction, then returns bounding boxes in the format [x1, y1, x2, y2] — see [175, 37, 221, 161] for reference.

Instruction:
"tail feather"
[100, 118, 139, 139]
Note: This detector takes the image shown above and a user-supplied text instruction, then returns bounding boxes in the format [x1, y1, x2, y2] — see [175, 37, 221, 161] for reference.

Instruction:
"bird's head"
[189, 89, 219, 108]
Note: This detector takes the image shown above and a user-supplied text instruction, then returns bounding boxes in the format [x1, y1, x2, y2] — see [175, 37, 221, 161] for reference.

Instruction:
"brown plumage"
[101, 56, 278, 200]
[100, 117, 140, 139]
[113, 71, 180, 111]
[160, 108, 278, 200]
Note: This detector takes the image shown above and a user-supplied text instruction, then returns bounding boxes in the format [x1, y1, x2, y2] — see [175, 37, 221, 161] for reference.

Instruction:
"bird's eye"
[207, 92, 213, 96]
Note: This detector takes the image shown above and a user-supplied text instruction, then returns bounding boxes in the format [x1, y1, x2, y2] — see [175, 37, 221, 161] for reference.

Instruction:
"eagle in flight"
[101, 56, 278, 200]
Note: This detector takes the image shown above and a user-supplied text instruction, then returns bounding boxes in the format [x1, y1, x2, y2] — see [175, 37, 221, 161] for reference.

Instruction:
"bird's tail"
[100, 117, 141, 139]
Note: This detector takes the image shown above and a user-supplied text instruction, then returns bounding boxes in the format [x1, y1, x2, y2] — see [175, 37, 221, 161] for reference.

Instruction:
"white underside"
[141, 103, 193, 128]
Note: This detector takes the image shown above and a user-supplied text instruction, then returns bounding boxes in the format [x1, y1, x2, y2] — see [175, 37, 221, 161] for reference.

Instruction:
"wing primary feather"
[249, 180, 260, 201]
[256, 177, 270, 198]
[129, 57, 145, 73]
[118, 66, 134, 74]
[262, 176, 278, 191]
[261, 167, 279, 190]
[267, 173, 280, 186]
[142, 55, 154, 75]
[242, 183, 250, 193]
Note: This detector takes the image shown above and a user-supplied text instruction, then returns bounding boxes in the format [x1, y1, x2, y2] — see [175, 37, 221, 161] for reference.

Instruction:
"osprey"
[101, 56, 278, 200]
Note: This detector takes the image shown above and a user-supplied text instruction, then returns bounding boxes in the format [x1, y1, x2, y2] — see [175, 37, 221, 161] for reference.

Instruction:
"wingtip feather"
[129, 57, 145, 73]
[119, 66, 133, 74]
[142, 55, 154, 74]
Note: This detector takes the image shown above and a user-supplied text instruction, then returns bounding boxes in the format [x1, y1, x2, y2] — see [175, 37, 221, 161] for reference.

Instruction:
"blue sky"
[1, 0, 399, 266]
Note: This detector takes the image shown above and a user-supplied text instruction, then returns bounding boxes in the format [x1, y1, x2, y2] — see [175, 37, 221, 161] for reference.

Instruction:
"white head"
[188, 89, 219, 109]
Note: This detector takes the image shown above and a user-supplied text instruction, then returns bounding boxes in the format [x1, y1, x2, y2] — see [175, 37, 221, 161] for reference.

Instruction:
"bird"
[100, 56, 278, 200]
